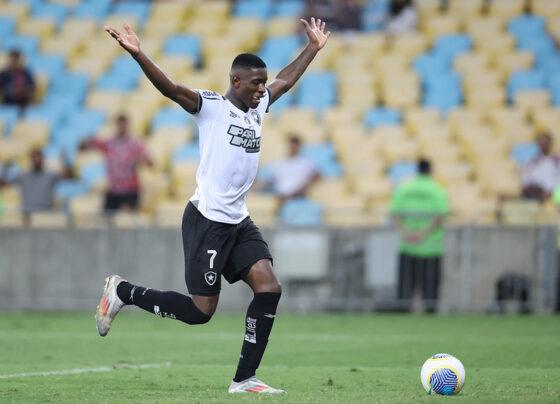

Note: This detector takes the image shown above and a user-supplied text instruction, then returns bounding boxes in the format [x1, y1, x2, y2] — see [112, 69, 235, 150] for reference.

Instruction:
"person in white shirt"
[521, 132, 560, 202]
[268, 135, 320, 202]
[385, 0, 418, 35]
[94, 17, 330, 394]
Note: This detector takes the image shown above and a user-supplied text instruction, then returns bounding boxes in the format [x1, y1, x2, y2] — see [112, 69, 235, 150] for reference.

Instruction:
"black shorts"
[104, 192, 139, 212]
[181, 202, 273, 296]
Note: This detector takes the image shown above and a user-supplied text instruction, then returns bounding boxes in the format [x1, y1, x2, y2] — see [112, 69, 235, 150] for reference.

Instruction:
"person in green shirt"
[390, 158, 449, 312]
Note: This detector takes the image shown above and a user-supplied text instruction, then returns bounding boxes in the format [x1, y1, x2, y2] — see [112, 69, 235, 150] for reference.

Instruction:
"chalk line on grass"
[0, 361, 172, 379]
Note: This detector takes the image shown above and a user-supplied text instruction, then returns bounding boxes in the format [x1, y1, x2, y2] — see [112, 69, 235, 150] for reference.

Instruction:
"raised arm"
[267, 17, 330, 105]
[104, 24, 200, 113]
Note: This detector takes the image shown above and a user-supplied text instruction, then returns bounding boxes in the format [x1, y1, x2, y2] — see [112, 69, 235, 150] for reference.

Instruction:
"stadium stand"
[0, 0, 559, 227]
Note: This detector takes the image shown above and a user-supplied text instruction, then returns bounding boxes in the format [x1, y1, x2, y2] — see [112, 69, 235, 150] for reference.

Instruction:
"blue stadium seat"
[12, 0, 44, 10]
[33, 3, 68, 27]
[235, 0, 272, 19]
[302, 143, 343, 177]
[268, 91, 292, 114]
[361, 0, 389, 31]
[539, 54, 560, 75]
[151, 107, 190, 130]
[388, 161, 417, 185]
[549, 76, 560, 105]
[0, 17, 15, 40]
[433, 34, 472, 59]
[423, 72, 461, 91]
[508, 70, 547, 102]
[511, 142, 539, 166]
[96, 73, 138, 92]
[297, 71, 337, 112]
[517, 36, 556, 58]
[80, 163, 107, 186]
[259, 35, 301, 69]
[279, 198, 323, 226]
[112, 2, 152, 25]
[29, 54, 66, 77]
[74, 0, 110, 19]
[172, 143, 200, 162]
[413, 53, 450, 76]
[508, 15, 546, 39]
[1, 35, 39, 59]
[274, 0, 304, 17]
[423, 91, 462, 113]
[50, 73, 89, 104]
[0, 161, 21, 182]
[55, 180, 91, 206]
[0, 105, 20, 135]
[364, 107, 402, 128]
[24, 104, 67, 129]
[164, 35, 201, 66]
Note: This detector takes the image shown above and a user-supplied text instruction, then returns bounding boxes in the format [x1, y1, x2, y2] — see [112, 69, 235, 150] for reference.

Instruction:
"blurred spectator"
[0, 149, 73, 216]
[0, 50, 36, 110]
[385, 0, 418, 35]
[81, 114, 152, 213]
[521, 132, 560, 203]
[265, 135, 320, 203]
[390, 158, 449, 313]
[333, 0, 362, 33]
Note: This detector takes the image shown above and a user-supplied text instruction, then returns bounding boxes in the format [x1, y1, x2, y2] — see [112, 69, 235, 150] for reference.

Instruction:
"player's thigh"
[181, 202, 235, 296]
[246, 259, 281, 293]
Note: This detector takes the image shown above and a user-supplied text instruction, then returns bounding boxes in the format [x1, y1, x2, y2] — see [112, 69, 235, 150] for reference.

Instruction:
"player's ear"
[231, 73, 241, 88]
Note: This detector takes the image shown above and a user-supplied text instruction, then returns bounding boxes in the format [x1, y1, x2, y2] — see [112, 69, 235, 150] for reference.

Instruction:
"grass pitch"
[0, 312, 559, 403]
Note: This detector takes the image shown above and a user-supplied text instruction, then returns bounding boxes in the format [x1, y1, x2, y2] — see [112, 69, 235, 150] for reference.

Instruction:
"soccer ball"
[420, 353, 465, 395]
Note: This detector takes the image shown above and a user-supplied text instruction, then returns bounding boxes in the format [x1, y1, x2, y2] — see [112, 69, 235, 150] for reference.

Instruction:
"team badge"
[251, 111, 261, 125]
[205, 271, 217, 286]
[244, 116, 251, 125]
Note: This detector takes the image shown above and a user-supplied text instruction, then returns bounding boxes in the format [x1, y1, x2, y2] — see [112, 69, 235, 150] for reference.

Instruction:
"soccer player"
[95, 17, 330, 394]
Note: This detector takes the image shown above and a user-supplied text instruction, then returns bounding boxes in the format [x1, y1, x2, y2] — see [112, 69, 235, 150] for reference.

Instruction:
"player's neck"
[225, 92, 249, 113]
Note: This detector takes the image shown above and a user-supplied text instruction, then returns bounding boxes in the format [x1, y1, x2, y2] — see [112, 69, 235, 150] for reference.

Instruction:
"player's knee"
[185, 307, 212, 325]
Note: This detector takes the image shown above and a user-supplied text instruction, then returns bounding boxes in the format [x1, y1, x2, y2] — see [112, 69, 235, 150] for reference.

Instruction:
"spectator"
[385, 0, 418, 35]
[390, 158, 449, 313]
[333, 0, 362, 33]
[302, 0, 335, 28]
[521, 132, 560, 203]
[0, 149, 73, 216]
[81, 114, 152, 213]
[266, 135, 320, 203]
[0, 49, 36, 110]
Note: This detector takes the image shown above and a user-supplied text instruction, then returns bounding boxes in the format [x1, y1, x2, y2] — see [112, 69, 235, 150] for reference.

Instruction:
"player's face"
[236, 68, 267, 109]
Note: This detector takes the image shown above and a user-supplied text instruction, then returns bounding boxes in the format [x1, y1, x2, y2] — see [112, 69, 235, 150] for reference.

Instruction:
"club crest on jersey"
[251, 111, 261, 125]
[227, 124, 260, 153]
[204, 271, 217, 286]
[244, 116, 251, 125]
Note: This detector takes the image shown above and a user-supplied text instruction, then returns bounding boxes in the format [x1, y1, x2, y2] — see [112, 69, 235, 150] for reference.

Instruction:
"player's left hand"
[300, 17, 330, 50]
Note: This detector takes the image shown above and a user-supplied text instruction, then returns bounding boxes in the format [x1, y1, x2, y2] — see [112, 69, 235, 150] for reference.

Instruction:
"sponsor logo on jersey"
[244, 316, 257, 344]
[227, 124, 260, 153]
[229, 110, 239, 119]
[251, 110, 261, 125]
[204, 271, 217, 286]
[244, 116, 251, 125]
[200, 90, 221, 100]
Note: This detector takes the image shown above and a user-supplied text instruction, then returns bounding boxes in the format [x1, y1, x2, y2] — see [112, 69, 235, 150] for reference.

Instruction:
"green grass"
[0, 312, 559, 403]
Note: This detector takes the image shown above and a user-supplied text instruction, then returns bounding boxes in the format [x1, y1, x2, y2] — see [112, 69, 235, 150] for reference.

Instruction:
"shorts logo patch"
[204, 271, 217, 286]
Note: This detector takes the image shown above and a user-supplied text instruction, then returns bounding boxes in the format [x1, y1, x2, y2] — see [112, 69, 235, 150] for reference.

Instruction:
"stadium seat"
[489, 0, 525, 22]
[508, 70, 547, 102]
[164, 35, 201, 67]
[511, 142, 539, 166]
[1, 35, 39, 59]
[278, 198, 323, 227]
[364, 107, 402, 128]
[388, 161, 417, 185]
[172, 143, 200, 163]
[29, 212, 69, 228]
[259, 35, 301, 69]
[32, 2, 68, 27]
[302, 143, 343, 177]
[297, 71, 337, 111]
[112, 1, 152, 26]
[234, 0, 272, 19]
[0, 2, 30, 24]
[274, 0, 303, 17]
[151, 107, 192, 130]
[433, 34, 472, 59]
[0, 106, 20, 135]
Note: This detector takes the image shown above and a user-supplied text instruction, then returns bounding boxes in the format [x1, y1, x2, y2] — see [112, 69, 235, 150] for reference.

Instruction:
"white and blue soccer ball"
[420, 353, 465, 395]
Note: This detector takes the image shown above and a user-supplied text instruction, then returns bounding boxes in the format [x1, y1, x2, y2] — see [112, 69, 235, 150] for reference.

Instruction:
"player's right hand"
[104, 23, 140, 56]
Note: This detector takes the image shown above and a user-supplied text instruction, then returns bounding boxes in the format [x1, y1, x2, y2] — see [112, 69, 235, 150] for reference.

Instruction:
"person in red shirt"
[0, 49, 36, 109]
[82, 114, 152, 213]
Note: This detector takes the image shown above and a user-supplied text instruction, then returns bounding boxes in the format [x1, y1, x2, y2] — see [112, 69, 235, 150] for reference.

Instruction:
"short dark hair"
[288, 135, 301, 144]
[231, 53, 266, 70]
[9, 49, 21, 58]
[116, 114, 128, 123]
[418, 158, 431, 175]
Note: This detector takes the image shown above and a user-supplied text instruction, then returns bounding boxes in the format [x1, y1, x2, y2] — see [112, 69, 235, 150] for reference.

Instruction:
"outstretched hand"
[300, 17, 330, 50]
[104, 23, 140, 56]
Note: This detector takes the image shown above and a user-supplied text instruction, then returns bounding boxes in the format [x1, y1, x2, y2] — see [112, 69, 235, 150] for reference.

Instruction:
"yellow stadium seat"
[186, 19, 223, 37]
[60, 17, 97, 41]
[143, 19, 184, 39]
[466, 16, 504, 36]
[390, 33, 428, 60]
[112, 212, 153, 228]
[348, 33, 386, 60]
[322, 194, 366, 227]
[103, 15, 140, 33]
[373, 55, 409, 77]
[309, 178, 351, 201]
[404, 108, 441, 133]
[171, 161, 198, 199]
[382, 72, 420, 108]
[345, 159, 385, 179]
[454, 52, 489, 75]
[19, 17, 56, 38]
[415, 123, 452, 142]
[384, 138, 418, 163]
[11, 120, 50, 149]
[32, 72, 49, 104]
[278, 108, 317, 132]
[464, 86, 507, 110]
[138, 38, 162, 59]
[462, 70, 502, 88]
[145, 138, 169, 171]
[191, 0, 231, 21]
[490, 108, 527, 130]
[416, 0, 442, 18]
[532, 108, 560, 132]
[421, 141, 462, 161]
[86, 90, 126, 117]
[489, 0, 526, 22]
[41, 36, 83, 58]
[69, 193, 105, 225]
[532, 0, 560, 17]
[423, 15, 460, 40]
[153, 55, 195, 79]
[29, 212, 69, 228]
[178, 70, 217, 92]
[69, 56, 111, 80]
[353, 176, 392, 202]
[155, 199, 187, 228]
[433, 161, 472, 187]
[202, 37, 245, 64]
[245, 192, 279, 227]
[139, 170, 170, 213]
[0, 3, 29, 23]
[548, 17, 560, 42]
[501, 199, 540, 225]
[447, 108, 487, 134]
[151, 1, 191, 23]
[266, 17, 298, 36]
[333, 55, 370, 75]
[515, 90, 552, 116]
[448, 0, 484, 20]
[323, 107, 361, 132]
[0, 211, 25, 228]
[474, 34, 516, 56]
[493, 51, 534, 78]
[224, 18, 264, 51]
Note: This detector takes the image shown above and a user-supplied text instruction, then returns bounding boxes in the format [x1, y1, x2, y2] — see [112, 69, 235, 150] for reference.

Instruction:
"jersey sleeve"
[192, 89, 224, 123]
